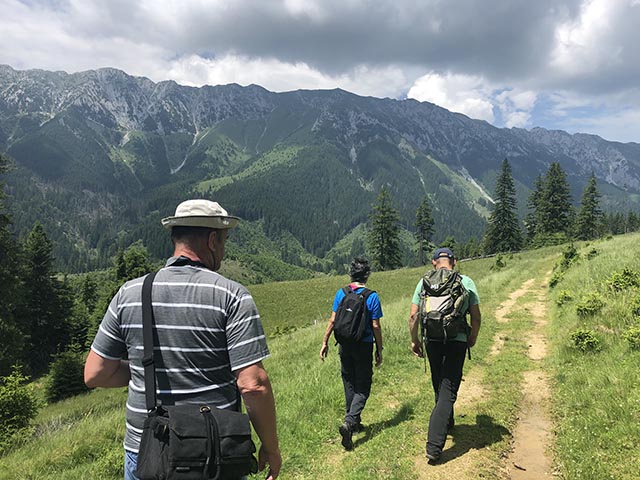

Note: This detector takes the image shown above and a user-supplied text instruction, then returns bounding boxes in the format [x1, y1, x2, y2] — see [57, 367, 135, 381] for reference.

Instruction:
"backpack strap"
[141, 271, 159, 413]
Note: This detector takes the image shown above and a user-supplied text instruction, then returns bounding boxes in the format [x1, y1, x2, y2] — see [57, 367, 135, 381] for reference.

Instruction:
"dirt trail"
[506, 273, 555, 479]
[413, 274, 555, 480]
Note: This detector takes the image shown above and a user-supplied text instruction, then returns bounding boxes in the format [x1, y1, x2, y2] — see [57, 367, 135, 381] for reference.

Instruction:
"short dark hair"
[349, 257, 371, 282]
[170, 226, 215, 245]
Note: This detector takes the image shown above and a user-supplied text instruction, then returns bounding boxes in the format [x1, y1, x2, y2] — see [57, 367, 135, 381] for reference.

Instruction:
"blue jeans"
[124, 450, 139, 480]
[339, 342, 374, 427]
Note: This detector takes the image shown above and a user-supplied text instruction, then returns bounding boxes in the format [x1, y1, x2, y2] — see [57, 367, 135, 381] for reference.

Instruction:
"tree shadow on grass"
[353, 403, 414, 447]
[439, 414, 510, 464]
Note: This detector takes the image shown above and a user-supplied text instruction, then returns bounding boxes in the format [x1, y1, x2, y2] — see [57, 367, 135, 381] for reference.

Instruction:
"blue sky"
[2, 0, 640, 143]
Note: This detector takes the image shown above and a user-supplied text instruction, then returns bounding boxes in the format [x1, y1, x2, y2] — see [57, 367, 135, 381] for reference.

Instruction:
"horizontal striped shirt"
[91, 256, 270, 452]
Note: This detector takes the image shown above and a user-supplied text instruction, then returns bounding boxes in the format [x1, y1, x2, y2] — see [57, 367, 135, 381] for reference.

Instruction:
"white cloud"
[407, 72, 495, 122]
[165, 54, 411, 98]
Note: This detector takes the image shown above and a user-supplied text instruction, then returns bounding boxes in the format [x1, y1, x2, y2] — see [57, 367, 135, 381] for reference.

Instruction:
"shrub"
[570, 328, 601, 353]
[490, 254, 506, 271]
[576, 293, 604, 317]
[556, 290, 573, 306]
[606, 268, 640, 292]
[623, 326, 640, 351]
[586, 248, 599, 260]
[631, 293, 640, 317]
[0, 366, 39, 452]
[549, 270, 565, 289]
[45, 345, 90, 403]
[558, 243, 580, 271]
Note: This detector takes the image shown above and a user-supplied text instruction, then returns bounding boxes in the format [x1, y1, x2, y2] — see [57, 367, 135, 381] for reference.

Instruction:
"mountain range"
[1, 64, 639, 275]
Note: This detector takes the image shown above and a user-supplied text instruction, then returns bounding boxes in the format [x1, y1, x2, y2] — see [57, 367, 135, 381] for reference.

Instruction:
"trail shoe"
[339, 422, 354, 451]
[353, 422, 365, 433]
[426, 451, 441, 463]
[426, 444, 441, 463]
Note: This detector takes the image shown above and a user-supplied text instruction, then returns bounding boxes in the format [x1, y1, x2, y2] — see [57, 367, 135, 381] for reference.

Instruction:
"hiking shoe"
[339, 422, 354, 451]
[426, 452, 441, 463]
[353, 422, 365, 433]
[426, 444, 441, 463]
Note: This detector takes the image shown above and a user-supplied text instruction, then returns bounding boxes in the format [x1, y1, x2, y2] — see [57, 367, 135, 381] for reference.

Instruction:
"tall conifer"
[574, 173, 603, 240]
[537, 162, 573, 235]
[524, 174, 544, 241]
[368, 186, 402, 271]
[22, 223, 72, 375]
[415, 195, 435, 265]
[484, 159, 522, 254]
[0, 154, 23, 376]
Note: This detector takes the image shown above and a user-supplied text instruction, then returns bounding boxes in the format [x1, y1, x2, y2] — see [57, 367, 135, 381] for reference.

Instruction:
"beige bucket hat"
[161, 199, 240, 230]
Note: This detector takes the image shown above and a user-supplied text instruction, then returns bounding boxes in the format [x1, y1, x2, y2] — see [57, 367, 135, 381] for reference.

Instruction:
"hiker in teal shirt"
[409, 247, 481, 463]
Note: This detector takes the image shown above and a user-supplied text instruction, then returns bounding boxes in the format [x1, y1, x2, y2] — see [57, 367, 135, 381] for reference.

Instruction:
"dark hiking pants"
[339, 342, 374, 428]
[425, 340, 468, 457]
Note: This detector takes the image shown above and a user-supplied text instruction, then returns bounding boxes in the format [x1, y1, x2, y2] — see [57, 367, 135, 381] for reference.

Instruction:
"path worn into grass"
[413, 274, 555, 480]
[505, 274, 555, 479]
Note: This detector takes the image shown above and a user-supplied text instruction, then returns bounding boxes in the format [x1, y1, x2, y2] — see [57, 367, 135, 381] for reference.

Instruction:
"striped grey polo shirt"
[91, 256, 270, 453]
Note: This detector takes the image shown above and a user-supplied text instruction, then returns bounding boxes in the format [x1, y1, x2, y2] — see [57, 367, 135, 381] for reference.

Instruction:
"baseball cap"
[432, 247, 455, 260]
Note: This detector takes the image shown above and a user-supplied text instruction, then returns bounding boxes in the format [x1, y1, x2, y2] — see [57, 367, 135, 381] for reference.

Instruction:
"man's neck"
[173, 247, 210, 269]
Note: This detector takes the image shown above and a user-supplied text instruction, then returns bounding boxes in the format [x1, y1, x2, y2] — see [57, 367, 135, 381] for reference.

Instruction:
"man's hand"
[411, 340, 424, 358]
[258, 445, 282, 480]
[319, 343, 328, 361]
[375, 348, 383, 367]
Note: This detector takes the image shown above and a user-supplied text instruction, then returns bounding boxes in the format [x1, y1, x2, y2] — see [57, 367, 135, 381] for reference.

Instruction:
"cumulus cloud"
[165, 54, 412, 98]
[407, 72, 495, 122]
[2, 0, 640, 141]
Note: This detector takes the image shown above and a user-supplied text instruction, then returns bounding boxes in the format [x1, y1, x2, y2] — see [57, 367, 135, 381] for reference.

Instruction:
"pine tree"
[368, 186, 402, 271]
[415, 195, 435, 265]
[0, 155, 23, 376]
[524, 175, 544, 242]
[484, 159, 523, 254]
[574, 174, 603, 240]
[21, 223, 73, 375]
[537, 162, 573, 236]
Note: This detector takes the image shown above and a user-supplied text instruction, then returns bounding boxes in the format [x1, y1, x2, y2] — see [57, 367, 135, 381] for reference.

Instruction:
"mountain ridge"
[1, 64, 638, 273]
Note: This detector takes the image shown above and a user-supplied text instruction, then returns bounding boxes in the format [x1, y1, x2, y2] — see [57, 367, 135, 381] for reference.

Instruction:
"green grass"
[4, 236, 640, 478]
[547, 234, 640, 479]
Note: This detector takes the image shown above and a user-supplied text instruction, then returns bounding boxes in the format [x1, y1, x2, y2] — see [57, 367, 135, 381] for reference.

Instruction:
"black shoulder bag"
[136, 271, 259, 480]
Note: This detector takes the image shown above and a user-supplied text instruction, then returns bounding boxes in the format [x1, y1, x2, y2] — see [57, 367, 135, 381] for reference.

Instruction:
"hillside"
[2, 65, 640, 273]
[2, 234, 640, 479]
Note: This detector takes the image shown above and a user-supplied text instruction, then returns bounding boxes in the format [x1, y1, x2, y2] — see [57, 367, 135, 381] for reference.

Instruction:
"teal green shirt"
[412, 272, 480, 342]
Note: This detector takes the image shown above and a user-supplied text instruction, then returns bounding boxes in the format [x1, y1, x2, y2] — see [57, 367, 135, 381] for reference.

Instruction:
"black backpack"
[419, 269, 469, 343]
[333, 286, 373, 344]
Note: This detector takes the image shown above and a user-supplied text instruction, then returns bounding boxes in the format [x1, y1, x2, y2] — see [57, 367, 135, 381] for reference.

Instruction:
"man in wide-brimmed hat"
[85, 199, 281, 480]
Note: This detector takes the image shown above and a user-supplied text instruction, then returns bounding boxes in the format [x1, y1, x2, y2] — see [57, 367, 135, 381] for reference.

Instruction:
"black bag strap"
[142, 271, 159, 412]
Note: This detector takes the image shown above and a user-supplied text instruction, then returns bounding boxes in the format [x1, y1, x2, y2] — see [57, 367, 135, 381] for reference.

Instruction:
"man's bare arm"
[236, 362, 281, 480]
[467, 304, 482, 348]
[84, 350, 130, 388]
[409, 303, 423, 357]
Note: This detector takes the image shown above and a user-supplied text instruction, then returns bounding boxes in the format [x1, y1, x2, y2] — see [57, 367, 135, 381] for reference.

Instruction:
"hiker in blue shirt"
[409, 247, 481, 463]
[320, 257, 384, 451]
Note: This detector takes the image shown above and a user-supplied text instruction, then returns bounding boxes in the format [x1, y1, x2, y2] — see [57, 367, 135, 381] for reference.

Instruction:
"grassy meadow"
[2, 235, 640, 479]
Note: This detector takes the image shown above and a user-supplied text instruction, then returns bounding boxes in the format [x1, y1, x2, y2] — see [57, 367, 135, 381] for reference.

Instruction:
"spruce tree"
[574, 174, 603, 240]
[21, 223, 72, 375]
[0, 155, 23, 376]
[524, 175, 544, 242]
[415, 195, 435, 265]
[537, 162, 573, 236]
[368, 186, 402, 271]
[484, 159, 523, 254]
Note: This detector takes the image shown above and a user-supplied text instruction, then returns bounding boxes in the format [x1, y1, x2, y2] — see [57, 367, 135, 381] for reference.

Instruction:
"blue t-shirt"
[332, 285, 383, 343]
